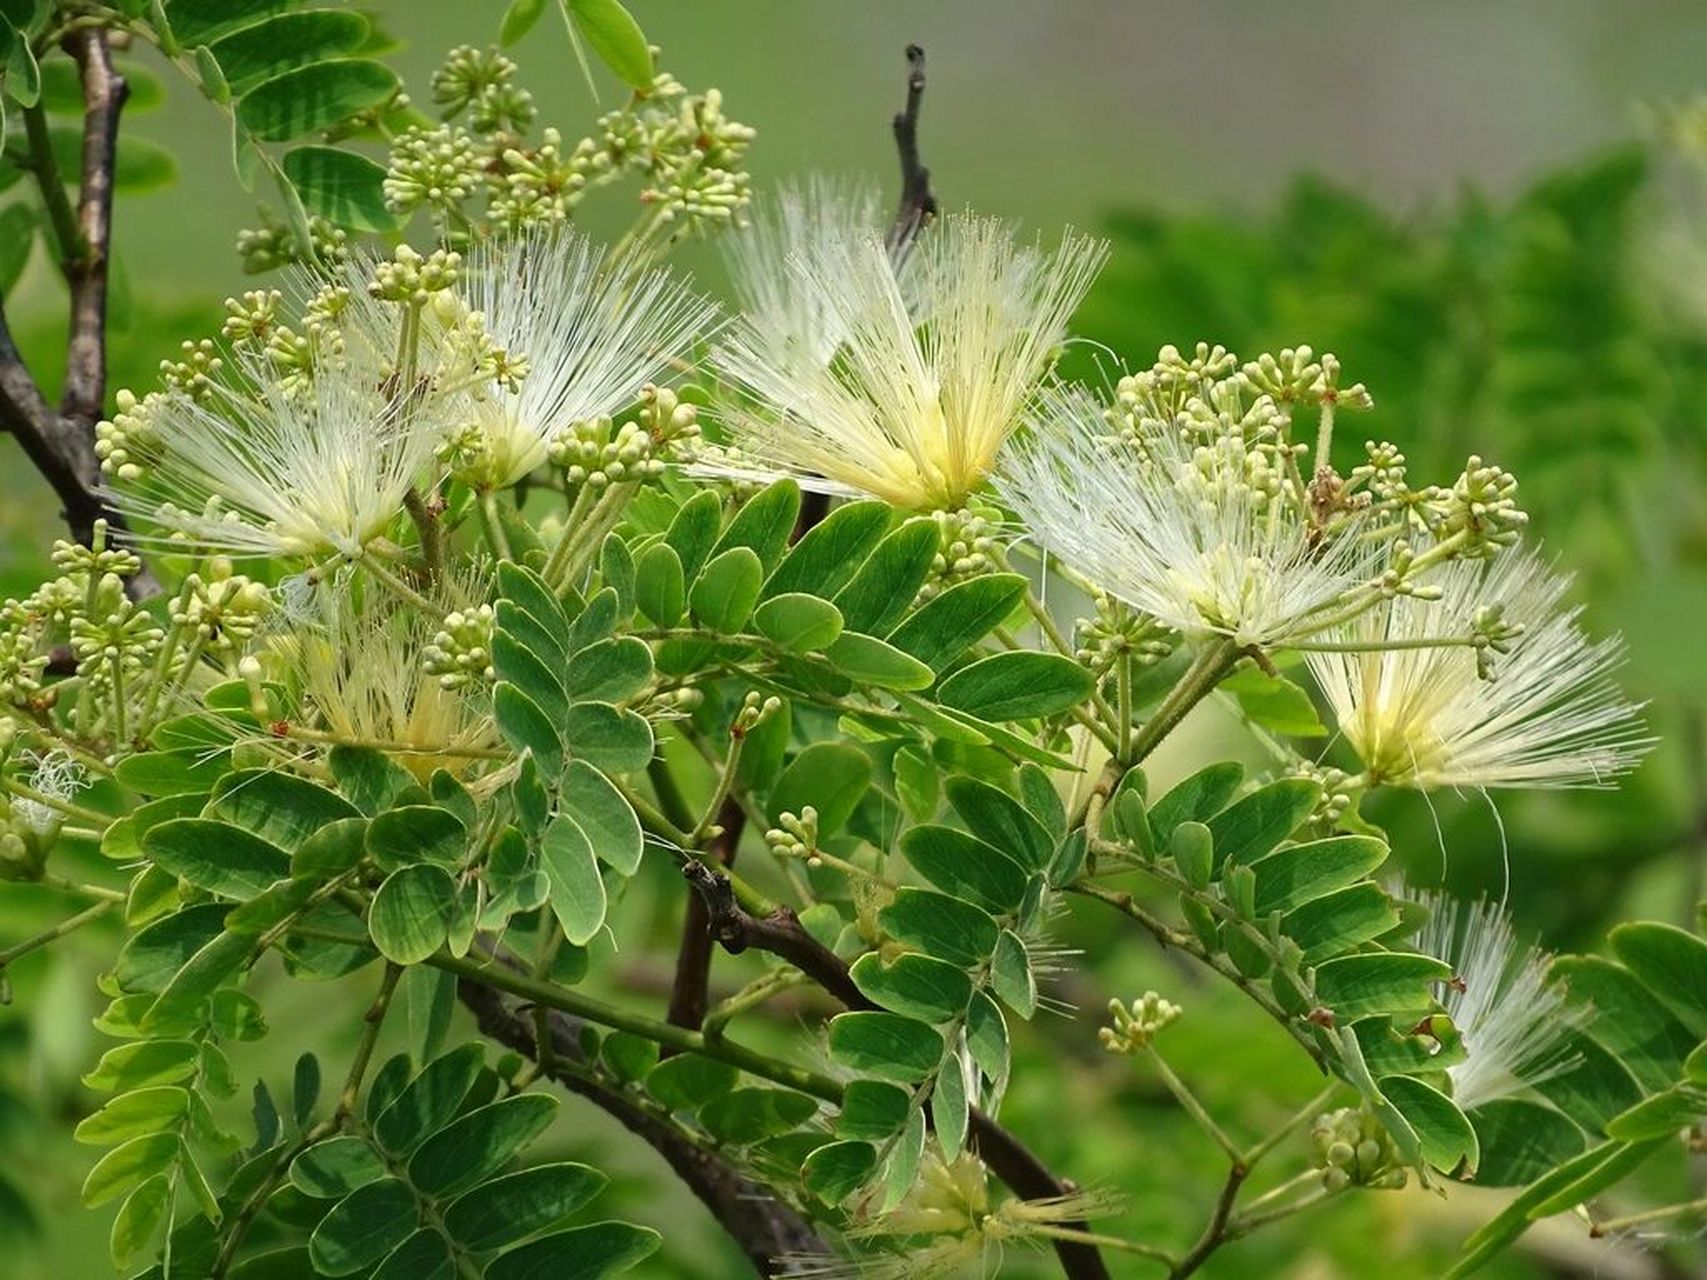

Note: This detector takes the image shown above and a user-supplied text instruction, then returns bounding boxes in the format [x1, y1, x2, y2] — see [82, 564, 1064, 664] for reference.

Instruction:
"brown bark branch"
[0, 300, 110, 547]
[887, 43, 938, 252]
[62, 28, 126, 425]
[667, 796, 746, 1037]
[458, 977, 833, 1277]
[0, 29, 156, 592]
[681, 861, 1113, 1280]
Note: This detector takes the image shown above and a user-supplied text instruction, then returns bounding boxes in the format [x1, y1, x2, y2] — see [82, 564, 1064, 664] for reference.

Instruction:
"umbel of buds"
[424, 606, 496, 690]
[1099, 991, 1182, 1054]
[1311, 1107, 1408, 1191]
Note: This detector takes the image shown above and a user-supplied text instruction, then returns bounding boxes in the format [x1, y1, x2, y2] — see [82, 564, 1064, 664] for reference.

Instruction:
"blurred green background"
[4, 2, 1706, 1277]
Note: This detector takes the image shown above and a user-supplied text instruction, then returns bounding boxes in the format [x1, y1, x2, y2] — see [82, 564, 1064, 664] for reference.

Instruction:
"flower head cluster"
[108, 359, 441, 561]
[446, 229, 714, 489]
[1413, 891, 1582, 1110]
[1306, 548, 1651, 789]
[272, 581, 493, 778]
[789, 1154, 1122, 1280]
[718, 204, 1105, 509]
[1004, 384, 1376, 646]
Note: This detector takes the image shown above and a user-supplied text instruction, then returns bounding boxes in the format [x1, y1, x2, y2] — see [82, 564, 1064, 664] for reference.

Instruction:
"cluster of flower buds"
[638, 684, 703, 717]
[490, 126, 590, 228]
[1098, 990, 1182, 1054]
[1241, 347, 1372, 414]
[731, 690, 781, 738]
[234, 208, 349, 274]
[95, 388, 166, 482]
[220, 289, 283, 347]
[1372, 542, 1446, 602]
[1311, 1106, 1408, 1191]
[1074, 592, 1174, 676]
[384, 125, 484, 220]
[169, 566, 272, 658]
[764, 806, 820, 864]
[0, 605, 48, 706]
[547, 385, 702, 487]
[1108, 343, 1372, 524]
[1289, 760, 1355, 825]
[547, 416, 664, 487]
[1428, 455, 1528, 559]
[376, 45, 752, 243]
[918, 505, 1001, 601]
[1, 524, 162, 728]
[431, 45, 535, 136]
[68, 575, 163, 685]
[589, 72, 755, 237]
[423, 605, 496, 690]
[158, 339, 223, 402]
[371, 245, 463, 305]
[1469, 601, 1527, 679]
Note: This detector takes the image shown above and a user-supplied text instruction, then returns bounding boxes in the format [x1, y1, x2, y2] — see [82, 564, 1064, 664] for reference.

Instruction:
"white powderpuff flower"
[1002, 387, 1376, 646]
[11, 749, 87, 833]
[722, 178, 886, 381]
[110, 361, 440, 561]
[716, 211, 1106, 510]
[459, 228, 717, 487]
[272, 575, 493, 780]
[1306, 549, 1651, 790]
[1414, 890, 1581, 1111]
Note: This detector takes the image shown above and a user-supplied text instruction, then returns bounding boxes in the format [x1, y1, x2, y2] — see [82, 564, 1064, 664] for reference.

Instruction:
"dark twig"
[682, 861, 1112, 1280]
[0, 29, 154, 592]
[459, 978, 833, 1276]
[62, 28, 126, 426]
[667, 796, 747, 1037]
[0, 302, 111, 551]
[887, 44, 939, 252]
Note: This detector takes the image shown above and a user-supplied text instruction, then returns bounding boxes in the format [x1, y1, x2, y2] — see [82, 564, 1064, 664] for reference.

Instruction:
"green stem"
[1152, 1050, 1242, 1162]
[1, 777, 110, 828]
[1283, 635, 1472, 654]
[1242, 1081, 1341, 1170]
[1128, 637, 1241, 763]
[702, 970, 806, 1042]
[358, 554, 441, 619]
[1226, 1183, 1337, 1239]
[1117, 651, 1134, 763]
[107, 653, 128, 746]
[20, 103, 85, 266]
[40, 872, 126, 902]
[618, 777, 777, 917]
[475, 491, 513, 563]
[338, 963, 401, 1117]
[0, 898, 115, 970]
[1027, 1225, 1174, 1266]
[429, 951, 844, 1102]
[689, 731, 745, 847]
[279, 724, 507, 760]
[1591, 1196, 1707, 1238]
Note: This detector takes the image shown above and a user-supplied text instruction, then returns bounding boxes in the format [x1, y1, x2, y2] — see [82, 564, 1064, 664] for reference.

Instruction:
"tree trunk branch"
[62, 27, 126, 426]
[0, 28, 156, 592]
[682, 861, 1113, 1280]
